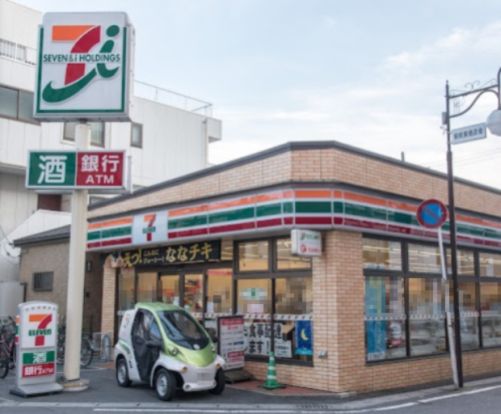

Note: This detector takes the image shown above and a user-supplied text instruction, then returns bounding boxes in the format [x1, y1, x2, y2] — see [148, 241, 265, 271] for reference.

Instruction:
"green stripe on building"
[169, 215, 208, 230]
[87, 226, 132, 241]
[295, 201, 332, 214]
[208, 207, 255, 224]
[256, 203, 282, 217]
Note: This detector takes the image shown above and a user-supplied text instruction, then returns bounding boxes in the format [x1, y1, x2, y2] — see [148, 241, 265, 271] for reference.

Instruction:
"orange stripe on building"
[88, 217, 133, 230]
[207, 196, 256, 212]
[343, 191, 387, 208]
[386, 199, 417, 213]
[169, 204, 208, 218]
[457, 213, 501, 229]
[52, 25, 94, 41]
[294, 189, 332, 199]
[255, 191, 286, 203]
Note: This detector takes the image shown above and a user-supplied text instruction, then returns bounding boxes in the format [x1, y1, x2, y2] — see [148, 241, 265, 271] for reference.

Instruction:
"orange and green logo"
[41, 24, 122, 103]
[28, 314, 53, 346]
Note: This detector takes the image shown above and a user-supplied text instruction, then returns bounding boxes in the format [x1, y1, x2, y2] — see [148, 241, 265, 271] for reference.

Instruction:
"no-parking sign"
[416, 199, 448, 229]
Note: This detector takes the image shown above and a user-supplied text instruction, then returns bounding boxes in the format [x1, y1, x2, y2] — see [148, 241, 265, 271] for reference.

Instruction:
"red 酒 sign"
[76, 151, 125, 188]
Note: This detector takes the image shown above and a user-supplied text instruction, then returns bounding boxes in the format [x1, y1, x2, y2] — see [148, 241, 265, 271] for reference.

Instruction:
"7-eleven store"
[87, 141, 501, 393]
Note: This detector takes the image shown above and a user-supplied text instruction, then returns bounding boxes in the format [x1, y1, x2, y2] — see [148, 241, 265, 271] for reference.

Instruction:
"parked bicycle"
[57, 322, 95, 368]
[0, 316, 16, 379]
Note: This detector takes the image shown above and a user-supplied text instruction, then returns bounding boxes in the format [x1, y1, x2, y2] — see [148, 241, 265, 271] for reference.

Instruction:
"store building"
[16, 140, 501, 393]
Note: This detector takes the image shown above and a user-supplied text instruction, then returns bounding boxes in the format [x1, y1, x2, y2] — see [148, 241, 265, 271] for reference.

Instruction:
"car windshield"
[158, 310, 209, 350]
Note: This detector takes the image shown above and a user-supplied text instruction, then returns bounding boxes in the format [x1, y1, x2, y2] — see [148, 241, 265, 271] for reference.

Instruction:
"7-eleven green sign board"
[27, 151, 76, 188]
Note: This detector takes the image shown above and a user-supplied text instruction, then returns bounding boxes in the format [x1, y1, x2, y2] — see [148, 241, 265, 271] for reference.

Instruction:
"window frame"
[0, 84, 39, 125]
[63, 121, 105, 147]
[130, 122, 143, 148]
[32, 272, 54, 292]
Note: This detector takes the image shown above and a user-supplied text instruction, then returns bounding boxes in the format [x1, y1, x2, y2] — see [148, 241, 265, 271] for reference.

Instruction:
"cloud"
[210, 21, 501, 189]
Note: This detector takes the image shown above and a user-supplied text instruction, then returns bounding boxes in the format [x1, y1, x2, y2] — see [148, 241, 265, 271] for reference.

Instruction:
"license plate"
[197, 372, 213, 381]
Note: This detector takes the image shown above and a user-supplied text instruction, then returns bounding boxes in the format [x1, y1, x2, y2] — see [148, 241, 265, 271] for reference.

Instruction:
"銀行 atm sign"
[27, 150, 127, 191]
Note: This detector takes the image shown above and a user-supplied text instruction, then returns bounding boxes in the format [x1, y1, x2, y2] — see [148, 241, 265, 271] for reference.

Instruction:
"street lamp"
[443, 69, 501, 389]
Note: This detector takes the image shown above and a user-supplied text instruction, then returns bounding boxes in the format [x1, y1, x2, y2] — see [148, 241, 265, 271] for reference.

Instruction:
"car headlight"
[169, 346, 179, 356]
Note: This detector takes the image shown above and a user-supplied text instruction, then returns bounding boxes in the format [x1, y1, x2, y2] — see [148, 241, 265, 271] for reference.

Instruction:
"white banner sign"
[218, 316, 245, 371]
[291, 229, 322, 256]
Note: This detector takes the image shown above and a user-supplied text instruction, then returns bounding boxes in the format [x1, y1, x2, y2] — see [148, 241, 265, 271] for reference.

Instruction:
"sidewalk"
[1, 363, 501, 412]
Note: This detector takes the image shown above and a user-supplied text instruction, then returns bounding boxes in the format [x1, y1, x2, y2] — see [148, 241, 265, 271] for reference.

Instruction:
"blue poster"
[295, 320, 313, 356]
[365, 278, 387, 360]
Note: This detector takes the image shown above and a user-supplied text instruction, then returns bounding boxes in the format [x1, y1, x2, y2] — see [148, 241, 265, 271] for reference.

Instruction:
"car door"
[131, 310, 161, 382]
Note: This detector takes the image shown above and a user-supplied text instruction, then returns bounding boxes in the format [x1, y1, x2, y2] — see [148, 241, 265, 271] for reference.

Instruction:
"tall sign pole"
[64, 123, 90, 384]
[33, 12, 134, 389]
[444, 82, 464, 388]
[416, 198, 461, 388]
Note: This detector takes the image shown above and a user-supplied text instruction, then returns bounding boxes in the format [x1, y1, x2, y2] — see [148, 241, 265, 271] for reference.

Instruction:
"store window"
[238, 279, 272, 357]
[184, 273, 203, 314]
[480, 282, 501, 347]
[207, 268, 232, 314]
[160, 274, 180, 306]
[117, 268, 135, 327]
[275, 277, 313, 361]
[454, 282, 479, 350]
[363, 238, 402, 270]
[480, 253, 501, 277]
[408, 278, 446, 356]
[365, 276, 406, 361]
[408, 244, 441, 274]
[64, 121, 105, 147]
[137, 272, 157, 302]
[276, 238, 311, 270]
[238, 240, 269, 272]
[446, 249, 475, 276]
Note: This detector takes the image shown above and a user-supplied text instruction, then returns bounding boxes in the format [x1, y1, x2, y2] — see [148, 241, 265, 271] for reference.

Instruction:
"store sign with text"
[218, 316, 245, 371]
[26, 150, 127, 191]
[11, 302, 62, 396]
[121, 241, 221, 267]
[291, 229, 322, 256]
[34, 12, 133, 121]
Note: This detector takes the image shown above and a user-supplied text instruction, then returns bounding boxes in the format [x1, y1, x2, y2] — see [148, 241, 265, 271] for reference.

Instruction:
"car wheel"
[209, 368, 225, 395]
[116, 357, 131, 387]
[154, 368, 176, 401]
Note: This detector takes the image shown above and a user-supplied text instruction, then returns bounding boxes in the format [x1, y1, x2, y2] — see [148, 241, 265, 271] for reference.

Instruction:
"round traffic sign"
[416, 199, 448, 229]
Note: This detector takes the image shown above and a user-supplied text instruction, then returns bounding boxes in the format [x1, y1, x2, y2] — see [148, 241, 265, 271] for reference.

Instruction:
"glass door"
[160, 274, 180, 306]
[137, 272, 158, 302]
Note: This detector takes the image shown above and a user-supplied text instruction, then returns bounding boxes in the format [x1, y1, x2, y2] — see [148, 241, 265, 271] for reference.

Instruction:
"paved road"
[2, 365, 501, 413]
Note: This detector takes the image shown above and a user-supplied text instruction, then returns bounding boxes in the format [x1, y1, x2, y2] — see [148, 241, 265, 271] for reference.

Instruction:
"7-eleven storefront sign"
[10, 302, 62, 397]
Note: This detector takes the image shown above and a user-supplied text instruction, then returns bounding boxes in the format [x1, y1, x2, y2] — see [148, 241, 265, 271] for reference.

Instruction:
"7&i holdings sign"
[34, 12, 134, 121]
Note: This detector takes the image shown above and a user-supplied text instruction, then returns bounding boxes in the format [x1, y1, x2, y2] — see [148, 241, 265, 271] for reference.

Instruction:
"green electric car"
[114, 302, 225, 401]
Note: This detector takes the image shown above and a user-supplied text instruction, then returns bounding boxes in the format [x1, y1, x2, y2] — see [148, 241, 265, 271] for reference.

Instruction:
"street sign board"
[217, 316, 245, 371]
[416, 199, 448, 229]
[10, 302, 62, 397]
[34, 12, 134, 121]
[26, 150, 127, 191]
[451, 123, 487, 145]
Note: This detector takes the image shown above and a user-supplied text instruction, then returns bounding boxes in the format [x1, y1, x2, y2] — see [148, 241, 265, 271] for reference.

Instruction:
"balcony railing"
[0, 38, 37, 66]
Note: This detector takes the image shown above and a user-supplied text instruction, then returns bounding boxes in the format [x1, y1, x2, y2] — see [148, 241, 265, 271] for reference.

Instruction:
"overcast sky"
[18, 0, 501, 189]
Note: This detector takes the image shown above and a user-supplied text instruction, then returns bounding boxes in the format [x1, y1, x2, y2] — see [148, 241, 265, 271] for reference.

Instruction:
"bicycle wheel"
[80, 338, 93, 368]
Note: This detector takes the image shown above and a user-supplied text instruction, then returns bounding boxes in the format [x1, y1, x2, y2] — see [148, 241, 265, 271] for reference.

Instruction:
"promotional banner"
[217, 316, 245, 371]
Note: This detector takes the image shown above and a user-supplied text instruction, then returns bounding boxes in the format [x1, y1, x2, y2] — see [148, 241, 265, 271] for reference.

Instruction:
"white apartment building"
[0, 0, 222, 303]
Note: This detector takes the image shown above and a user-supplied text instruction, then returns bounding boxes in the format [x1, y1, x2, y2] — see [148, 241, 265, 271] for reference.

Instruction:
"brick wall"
[19, 243, 102, 333]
